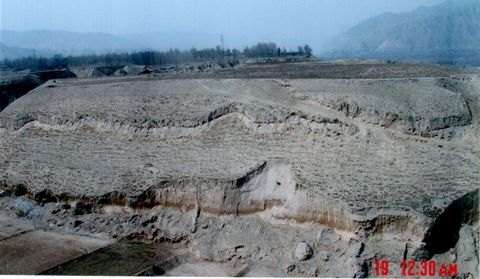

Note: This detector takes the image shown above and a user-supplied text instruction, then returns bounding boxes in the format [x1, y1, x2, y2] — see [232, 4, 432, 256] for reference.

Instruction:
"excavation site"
[0, 60, 479, 277]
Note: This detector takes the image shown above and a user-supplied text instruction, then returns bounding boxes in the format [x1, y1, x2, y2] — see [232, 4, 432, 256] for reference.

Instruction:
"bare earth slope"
[0, 63, 478, 277]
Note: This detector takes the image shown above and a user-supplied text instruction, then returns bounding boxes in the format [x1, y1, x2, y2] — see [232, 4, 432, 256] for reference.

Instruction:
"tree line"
[1, 42, 313, 71]
[244, 43, 312, 58]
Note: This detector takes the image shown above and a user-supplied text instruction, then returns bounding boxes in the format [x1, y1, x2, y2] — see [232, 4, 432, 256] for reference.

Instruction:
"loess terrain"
[0, 61, 478, 277]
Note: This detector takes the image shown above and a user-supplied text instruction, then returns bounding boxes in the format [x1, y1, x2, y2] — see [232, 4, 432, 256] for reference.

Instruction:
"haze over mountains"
[0, 42, 44, 60]
[124, 31, 224, 52]
[0, 30, 142, 58]
[0, 0, 479, 66]
[325, 0, 480, 65]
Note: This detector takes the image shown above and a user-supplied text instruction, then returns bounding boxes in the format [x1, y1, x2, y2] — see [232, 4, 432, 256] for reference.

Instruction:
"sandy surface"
[0, 78, 478, 214]
[0, 62, 478, 277]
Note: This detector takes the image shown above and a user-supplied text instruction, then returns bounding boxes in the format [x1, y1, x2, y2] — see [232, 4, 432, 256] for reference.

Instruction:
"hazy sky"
[1, 0, 445, 49]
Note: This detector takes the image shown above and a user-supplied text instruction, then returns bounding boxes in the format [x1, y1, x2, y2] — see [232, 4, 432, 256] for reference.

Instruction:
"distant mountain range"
[324, 0, 480, 66]
[124, 31, 221, 51]
[0, 30, 143, 59]
[0, 42, 47, 60]
[1, 0, 480, 66]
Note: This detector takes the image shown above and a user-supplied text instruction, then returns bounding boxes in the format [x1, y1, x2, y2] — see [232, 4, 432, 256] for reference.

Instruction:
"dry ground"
[0, 61, 478, 277]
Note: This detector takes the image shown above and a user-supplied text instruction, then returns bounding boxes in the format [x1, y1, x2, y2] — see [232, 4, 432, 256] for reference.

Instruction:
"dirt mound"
[90, 65, 124, 77]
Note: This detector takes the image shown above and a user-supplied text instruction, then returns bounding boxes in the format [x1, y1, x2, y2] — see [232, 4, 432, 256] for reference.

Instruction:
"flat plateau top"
[0, 74, 479, 220]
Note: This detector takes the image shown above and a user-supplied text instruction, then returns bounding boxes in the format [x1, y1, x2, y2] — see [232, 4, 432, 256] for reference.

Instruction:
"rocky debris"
[12, 199, 35, 217]
[34, 189, 57, 204]
[73, 202, 92, 216]
[294, 241, 313, 261]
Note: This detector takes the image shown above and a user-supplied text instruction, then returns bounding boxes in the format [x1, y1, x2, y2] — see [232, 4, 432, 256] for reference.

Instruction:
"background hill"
[2, 0, 479, 67]
[0, 42, 51, 60]
[324, 0, 480, 66]
[124, 31, 221, 51]
[0, 30, 143, 58]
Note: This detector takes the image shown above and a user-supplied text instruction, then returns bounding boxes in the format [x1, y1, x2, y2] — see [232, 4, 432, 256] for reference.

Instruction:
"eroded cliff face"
[0, 75, 478, 277]
[291, 78, 474, 140]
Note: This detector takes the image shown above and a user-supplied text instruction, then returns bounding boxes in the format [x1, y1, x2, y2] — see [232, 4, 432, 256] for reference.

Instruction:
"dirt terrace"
[0, 62, 478, 277]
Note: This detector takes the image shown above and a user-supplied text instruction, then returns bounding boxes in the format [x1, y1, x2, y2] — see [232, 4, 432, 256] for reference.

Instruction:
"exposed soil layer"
[0, 62, 478, 277]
